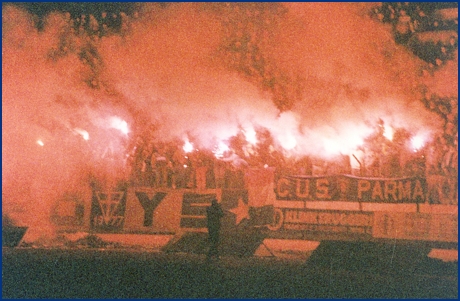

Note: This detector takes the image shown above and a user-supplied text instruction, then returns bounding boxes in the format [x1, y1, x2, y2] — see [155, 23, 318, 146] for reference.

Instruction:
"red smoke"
[2, 3, 454, 242]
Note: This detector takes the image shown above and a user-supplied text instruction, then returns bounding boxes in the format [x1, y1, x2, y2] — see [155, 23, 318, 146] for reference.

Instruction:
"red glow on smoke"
[2, 3, 455, 243]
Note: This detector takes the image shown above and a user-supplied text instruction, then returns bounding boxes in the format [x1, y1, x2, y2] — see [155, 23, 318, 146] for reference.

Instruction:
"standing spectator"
[196, 162, 208, 190]
[206, 199, 224, 261]
[214, 160, 227, 188]
[140, 149, 152, 186]
[154, 145, 168, 187]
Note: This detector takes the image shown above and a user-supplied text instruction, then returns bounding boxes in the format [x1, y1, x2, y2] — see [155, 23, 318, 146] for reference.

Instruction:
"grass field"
[2, 241, 457, 299]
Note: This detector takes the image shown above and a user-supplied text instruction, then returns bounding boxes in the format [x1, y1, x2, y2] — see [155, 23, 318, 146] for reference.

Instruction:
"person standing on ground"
[206, 199, 224, 261]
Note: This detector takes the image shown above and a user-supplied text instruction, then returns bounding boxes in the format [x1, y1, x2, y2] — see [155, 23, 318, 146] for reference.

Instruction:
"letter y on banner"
[135, 192, 168, 227]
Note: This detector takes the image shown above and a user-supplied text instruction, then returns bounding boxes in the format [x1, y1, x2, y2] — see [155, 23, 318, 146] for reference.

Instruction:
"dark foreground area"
[2, 239, 458, 299]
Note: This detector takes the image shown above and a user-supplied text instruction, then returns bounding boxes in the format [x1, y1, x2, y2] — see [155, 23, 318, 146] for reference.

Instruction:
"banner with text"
[276, 175, 428, 203]
[373, 211, 458, 242]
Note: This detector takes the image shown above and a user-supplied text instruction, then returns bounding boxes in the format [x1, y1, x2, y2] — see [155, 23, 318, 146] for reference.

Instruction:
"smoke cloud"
[2, 3, 452, 241]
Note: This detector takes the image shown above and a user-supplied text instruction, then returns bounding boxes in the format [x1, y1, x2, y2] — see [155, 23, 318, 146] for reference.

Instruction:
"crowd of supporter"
[371, 2, 458, 67]
[30, 3, 457, 203]
[372, 2, 458, 32]
[409, 35, 457, 70]
[124, 121, 456, 186]
[119, 123, 457, 205]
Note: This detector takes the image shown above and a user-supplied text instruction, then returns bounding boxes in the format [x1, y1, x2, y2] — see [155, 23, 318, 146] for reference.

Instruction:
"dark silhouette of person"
[206, 199, 224, 261]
